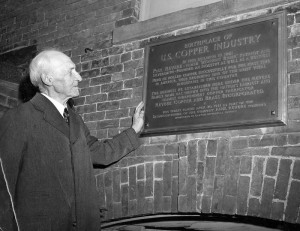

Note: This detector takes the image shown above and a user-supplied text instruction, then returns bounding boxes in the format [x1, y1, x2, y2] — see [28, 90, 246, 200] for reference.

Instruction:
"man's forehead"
[48, 51, 74, 67]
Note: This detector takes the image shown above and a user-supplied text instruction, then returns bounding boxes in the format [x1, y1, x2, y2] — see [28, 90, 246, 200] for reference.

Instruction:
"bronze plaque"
[142, 12, 287, 136]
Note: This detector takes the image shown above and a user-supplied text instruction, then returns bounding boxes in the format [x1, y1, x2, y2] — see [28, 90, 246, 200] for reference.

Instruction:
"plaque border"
[141, 11, 287, 137]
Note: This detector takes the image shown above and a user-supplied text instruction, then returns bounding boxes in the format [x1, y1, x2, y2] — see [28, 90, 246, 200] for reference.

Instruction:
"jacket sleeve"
[0, 110, 24, 231]
[84, 123, 141, 166]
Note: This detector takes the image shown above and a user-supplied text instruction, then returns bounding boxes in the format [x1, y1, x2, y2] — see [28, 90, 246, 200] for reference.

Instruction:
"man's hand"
[132, 101, 145, 134]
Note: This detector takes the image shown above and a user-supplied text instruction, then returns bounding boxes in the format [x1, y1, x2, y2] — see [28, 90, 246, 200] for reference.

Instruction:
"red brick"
[137, 181, 145, 214]
[240, 156, 252, 174]
[120, 168, 128, 184]
[108, 45, 124, 55]
[154, 162, 163, 179]
[224, 157, 240, 196]
[198, 140, 206, 161]
[178, 195, 187, 212]
[163, 162, 172, 196]
[80, 86, 100, 96]
[274, 159, 292, 200]
[266, 157, 278, 177]
[216, 139, 229, 175]
[171, 177, 178, 212]
[109, 54, 121, 65]
[290, 72, 300, 84]
[211, 175, 224, 213]
[248, 197, 260, 217]
[132, 49, 143, 59]
[115, 16, 137, 28]
[144, 198, 154, 214]
[97, 119, 119, 129]
[288, 133, 300, 144]
[285, 180, 300, 223]
[121, 184, 129, 217]
[113, 202, 122, 219]
[104, 186, 113, 219]
[188, 140, 197, 175]
[163, 196, 171, 213]
[231, 137, 248, 149]
[271, 201, 284, 221]
[124, 59, 142, 71]
[232, 147, 270, 156]
[104, 171, 112, 188]
[112, 69, 135, 81]
[144, 145, 164, 156]
[137, 164, 144, 180]
[293, 160, 300, 180]
[222, 195, 236, 215]
[274, 134, 287, 146]
[237, 176, 250, 215]
[80, 68, 100, 78]
[121, 52, 131, 63]
[207, 139, 217, 156]
[91, 57, 109, 69]
[165, 143, 179, 154]
[197, 162, 204, 194]
[96, 174, 105, 207]
[201, 195, 212, 213]
[203, 157, 216, 196]
[124, 77, 143, 88]
[105, 108, 128, 119]
[101, 64, 123, 75]
[272, 146, 300, 157]
[249, 135, 275, 147]
[76, 104, 96, 114]
[108, 89, 132, 100]
[120, 117, 132, 127]
[86, 93, 107, 104]
[136, 67, 144, 77]
[179, 156, 187, 195]
[73, 96, 85, 106]
[178, 142, 187, 157]
[145, 163, 153, 197]
[83, 111, 105, 122]
[154, 180, 163, 213]
[260, 177, 275, 219]
[101, 81, 123, 93]
[97, 101, 119, 111]
[95, 129, 107, 139]
[129, 166, 136, 200]
[113, 169, 121, 202]
[250, 157, 264, 197]
[187, 176, 197, 212]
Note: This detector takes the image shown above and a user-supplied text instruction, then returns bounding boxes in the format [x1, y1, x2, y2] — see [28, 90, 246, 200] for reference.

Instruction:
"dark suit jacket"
[0, 93, 140, 231]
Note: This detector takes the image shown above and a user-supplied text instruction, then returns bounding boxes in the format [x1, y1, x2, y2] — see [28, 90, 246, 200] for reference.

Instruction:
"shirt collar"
[41, 93, 66, 117]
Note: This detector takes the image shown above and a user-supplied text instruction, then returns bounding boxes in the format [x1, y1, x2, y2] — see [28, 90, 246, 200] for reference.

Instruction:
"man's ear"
[41, 73, 53, 86]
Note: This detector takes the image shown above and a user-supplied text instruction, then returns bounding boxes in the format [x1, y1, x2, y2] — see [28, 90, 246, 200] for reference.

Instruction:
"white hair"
[29, 48, 61, 92]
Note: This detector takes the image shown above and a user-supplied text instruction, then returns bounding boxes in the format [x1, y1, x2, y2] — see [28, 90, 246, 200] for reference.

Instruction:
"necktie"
[63, 108, 69, 124]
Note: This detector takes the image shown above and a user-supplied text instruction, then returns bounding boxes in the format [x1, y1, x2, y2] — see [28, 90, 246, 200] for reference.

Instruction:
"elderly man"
[0, 49, 144, 231]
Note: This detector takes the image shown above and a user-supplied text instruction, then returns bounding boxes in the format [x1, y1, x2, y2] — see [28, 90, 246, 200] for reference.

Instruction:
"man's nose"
[74, 71, 82, 81]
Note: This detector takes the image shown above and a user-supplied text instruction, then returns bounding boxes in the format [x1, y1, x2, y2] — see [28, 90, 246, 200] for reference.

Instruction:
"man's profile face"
[50, 52, 82, 99]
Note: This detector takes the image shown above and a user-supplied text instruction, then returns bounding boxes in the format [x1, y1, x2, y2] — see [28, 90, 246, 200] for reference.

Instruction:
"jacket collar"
[30, 93, 69, 138]
[30, 93, 81, 143]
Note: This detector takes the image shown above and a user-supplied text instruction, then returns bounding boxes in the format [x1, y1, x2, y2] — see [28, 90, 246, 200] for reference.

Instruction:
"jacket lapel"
[68, 106, 81, 144]
[30, 93, 69, 138]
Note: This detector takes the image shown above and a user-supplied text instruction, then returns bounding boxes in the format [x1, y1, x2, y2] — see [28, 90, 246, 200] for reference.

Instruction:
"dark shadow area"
[101, 214, 300, 231]
[18, 75, 40, 103]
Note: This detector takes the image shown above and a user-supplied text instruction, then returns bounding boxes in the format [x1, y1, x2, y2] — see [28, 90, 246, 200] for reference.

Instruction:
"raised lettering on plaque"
[142, 12, 287, 136]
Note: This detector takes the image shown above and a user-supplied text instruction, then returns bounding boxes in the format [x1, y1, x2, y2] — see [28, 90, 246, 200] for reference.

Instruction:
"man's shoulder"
[1, 101, 36, 122]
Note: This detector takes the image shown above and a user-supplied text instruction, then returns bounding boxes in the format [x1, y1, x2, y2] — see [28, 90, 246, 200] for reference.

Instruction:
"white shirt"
[41, 93, 66, 118]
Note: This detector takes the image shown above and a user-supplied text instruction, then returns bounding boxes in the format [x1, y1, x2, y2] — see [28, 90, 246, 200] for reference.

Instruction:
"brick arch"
[96, 137, 300, 226]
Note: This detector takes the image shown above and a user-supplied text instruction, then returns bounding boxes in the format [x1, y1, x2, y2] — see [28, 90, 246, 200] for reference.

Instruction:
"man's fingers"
[135, 101, 144, 113]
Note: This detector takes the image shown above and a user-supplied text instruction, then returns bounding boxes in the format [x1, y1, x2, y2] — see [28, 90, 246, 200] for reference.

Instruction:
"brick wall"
[1, 0, 300, 227]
